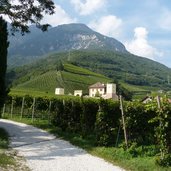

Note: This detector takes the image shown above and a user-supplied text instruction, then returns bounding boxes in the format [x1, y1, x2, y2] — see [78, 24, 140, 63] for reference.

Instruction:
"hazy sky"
[6, 0, 171, 67]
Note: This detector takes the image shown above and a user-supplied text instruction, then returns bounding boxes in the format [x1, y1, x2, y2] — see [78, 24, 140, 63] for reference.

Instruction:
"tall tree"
[0, 0, 55, 115]
[0, 0, 55, 33]
[0, 17, 9, 112]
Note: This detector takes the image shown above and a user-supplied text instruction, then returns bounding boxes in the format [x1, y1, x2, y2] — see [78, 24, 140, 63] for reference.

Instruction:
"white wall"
[55, 88, 64, 95]
[106, 84, 116, 94]
[89, 88, 105, 97]
[74, 90, 82, 96]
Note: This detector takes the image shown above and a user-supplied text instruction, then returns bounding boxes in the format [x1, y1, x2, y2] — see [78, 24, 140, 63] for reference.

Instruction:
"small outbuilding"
[74, 90, 83, 97]
[55, 88, 64, 95]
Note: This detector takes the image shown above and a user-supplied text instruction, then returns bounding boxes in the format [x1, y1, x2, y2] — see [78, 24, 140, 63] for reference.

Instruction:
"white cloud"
[88, 15, 123, 38]
[125, 27, 163, 60]
[2, 3, 76, 27]
[159, 8, 171, 31]
[42, 4, 77, 27]
[71, 0, 106, 15]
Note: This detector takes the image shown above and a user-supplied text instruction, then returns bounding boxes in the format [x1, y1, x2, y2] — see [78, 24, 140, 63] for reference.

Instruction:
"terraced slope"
[12, 63, 111, 96]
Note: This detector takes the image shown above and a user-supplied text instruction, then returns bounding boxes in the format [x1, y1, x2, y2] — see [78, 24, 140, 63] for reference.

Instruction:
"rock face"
[8, 23, 128, 58]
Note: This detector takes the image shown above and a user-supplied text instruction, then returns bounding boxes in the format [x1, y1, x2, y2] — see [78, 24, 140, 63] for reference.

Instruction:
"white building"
[89, 82, 106, 97]
[74, 90, 83, 97]
[106, 83, 116, 94]
[55, 88, 64, 95]
[89, 82, 118, 100]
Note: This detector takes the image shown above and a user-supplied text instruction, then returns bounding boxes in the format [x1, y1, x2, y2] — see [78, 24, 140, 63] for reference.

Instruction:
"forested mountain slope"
[8, 50, 171, 97]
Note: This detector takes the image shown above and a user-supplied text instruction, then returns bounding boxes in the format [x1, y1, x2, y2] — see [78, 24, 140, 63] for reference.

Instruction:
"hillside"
[8, 49, 171, 99]
[10, 63, 111, 96]
[10, 50, 170, 89]
[68, 50, 171, 89]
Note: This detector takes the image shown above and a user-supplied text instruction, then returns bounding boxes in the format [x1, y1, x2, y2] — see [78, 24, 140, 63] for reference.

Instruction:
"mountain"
[7, 23, 171, 96]
[8, 23, 128, 66]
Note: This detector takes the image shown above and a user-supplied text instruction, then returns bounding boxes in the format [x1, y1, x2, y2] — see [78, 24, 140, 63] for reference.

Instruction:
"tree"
[0, 0, 55, 33]
[111, 80, 132, 101]
[0, 0, 55, 115]
[0, 17, 9, 112]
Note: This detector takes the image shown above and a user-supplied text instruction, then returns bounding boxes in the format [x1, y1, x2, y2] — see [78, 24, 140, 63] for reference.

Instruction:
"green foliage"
[95, 99, 121, 146]
[115, 81, 133, 100]
[69, 50, 171, 90]
[123, 99, 171, 166]
[0, 128, 15, 167]
[0, 128, 9, 149]
[156, 154, 171, 167]
[149, 99, 171, 166]
[81, 98, 99, 135]
[2, 0, 55, 34]
[56, 60, 64, 71]
[125, 101, 156, 145]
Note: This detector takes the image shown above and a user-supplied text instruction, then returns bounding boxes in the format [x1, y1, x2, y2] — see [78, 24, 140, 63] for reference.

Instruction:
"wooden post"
[2, 104, 5, 117]
[156, 96, 161, 109]
[10, 98, 14, 118]
[20, 97, 25, 120]
[63, 99, 65, 106]
[48, 101, 52, 124]
[156, 96, 164, 158]
[119, 95, 128, 149]
[32, 97, 36, 122]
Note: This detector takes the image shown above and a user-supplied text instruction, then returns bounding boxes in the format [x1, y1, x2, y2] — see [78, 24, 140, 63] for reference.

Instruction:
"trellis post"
[20, 97, 25, 120]
[48, 100, 52, 124]
[10, 98, 14, 118]
[32, 97, 36, 122]
[119, 95, 128, 149]
[2, 104, 5, 117]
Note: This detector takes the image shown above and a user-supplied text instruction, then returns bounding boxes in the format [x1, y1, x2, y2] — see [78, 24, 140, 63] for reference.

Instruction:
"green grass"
[0, 128, 15, 168]
[5, 117, 171, 171]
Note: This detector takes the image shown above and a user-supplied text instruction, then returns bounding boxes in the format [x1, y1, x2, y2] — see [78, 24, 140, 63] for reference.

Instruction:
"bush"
[125, 101, 156, 145]
[155, 154, 171, 167]
[95, 99, 121, 146]
[67, 99, 82, 132]
[81, 98, 99, 135]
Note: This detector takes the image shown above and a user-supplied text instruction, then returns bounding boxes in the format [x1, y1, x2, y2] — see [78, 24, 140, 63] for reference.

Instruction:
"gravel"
[0, 119, 125, 171]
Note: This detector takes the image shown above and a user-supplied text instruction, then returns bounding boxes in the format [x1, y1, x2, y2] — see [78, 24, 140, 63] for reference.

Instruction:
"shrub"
[125, 101, 156, 145]
[81, 98, 99, 135]
[95, 99, 121, 146]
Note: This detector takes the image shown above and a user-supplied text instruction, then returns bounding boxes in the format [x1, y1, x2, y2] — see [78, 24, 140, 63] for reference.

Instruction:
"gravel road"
[0, 119, 125, 171]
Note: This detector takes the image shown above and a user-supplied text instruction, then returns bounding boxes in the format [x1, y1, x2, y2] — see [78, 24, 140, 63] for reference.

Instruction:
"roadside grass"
[0, 128, 15, 168]
[5, 117, 171, 171]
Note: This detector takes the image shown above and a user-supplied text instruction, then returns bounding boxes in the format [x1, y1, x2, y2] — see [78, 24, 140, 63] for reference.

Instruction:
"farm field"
[11, 63, 111, 96]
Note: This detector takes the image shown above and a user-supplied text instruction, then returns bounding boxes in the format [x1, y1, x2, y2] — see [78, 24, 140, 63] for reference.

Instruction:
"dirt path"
[0, 119, 125, 171]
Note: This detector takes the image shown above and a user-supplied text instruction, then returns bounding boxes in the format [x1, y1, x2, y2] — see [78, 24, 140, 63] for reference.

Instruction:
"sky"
[4, 0, 171, 68]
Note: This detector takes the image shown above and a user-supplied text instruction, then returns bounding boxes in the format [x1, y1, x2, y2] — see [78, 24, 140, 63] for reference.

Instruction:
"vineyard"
[1, 94, 171, 167]
[12, 63, 111, 96]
